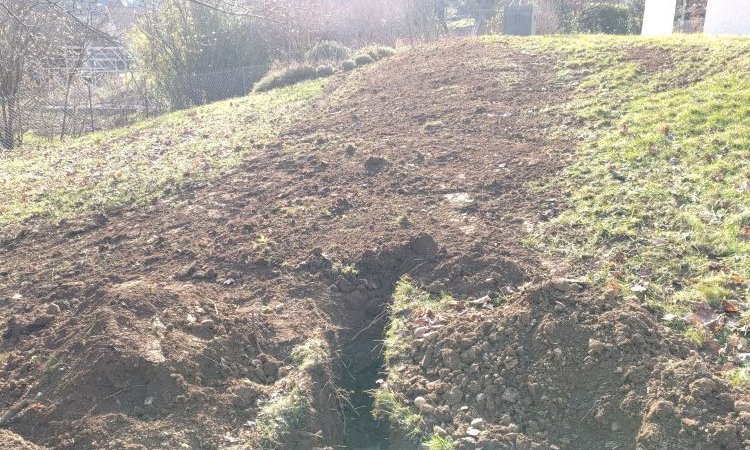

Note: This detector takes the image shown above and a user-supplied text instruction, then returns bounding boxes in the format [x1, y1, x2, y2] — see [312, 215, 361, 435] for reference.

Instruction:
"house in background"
[642, 0, 750, 35]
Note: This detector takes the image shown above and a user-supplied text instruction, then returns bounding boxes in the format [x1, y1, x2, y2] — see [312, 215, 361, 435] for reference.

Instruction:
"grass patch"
[729, 367, 750, 388]
[0, 79, 327, 227]
[384, 278, 449, 365]
[255, 387, 310, 450]
[426, 434, 454, 450]
[374, 278, 454, 447]
[508, 35, 750, 346]
[290, 338, 330, 370]
[395, 214, 412, 228]
[353, 54, 374, 66]
[372, 389, 424, 441]
[254, 65, 323, 92]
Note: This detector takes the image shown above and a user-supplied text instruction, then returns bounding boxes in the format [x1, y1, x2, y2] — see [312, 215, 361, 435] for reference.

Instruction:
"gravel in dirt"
[384, 280, 750, 449]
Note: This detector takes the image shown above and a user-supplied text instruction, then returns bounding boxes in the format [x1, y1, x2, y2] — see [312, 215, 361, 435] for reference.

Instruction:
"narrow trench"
[335, 278, 396, 450]
[327, 234, 441, 449]
[339, 316, 390, 450]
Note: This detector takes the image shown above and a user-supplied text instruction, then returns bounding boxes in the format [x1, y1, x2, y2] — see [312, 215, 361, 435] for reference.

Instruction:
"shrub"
[353, 54, 374, 66]
[305, 40, 351, 63]
[576, 2, 634, 35]
[340, 59, 357, 71]
[359, 45, 396, 61]
[130, 0, 271, 109]
[253, 65, 318, 92]
[316, 65, 335, 77]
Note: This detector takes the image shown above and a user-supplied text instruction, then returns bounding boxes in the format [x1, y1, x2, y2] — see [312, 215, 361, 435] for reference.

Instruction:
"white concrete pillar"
[642, 0, 678, 35]
[704, 0, 750, 35]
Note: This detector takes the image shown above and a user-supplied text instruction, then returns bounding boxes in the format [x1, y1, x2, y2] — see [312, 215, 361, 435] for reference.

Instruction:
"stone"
[414, 327, 429, 338]
[414, 396, 427, 409]
[46, 303, 61, 315]
[446, 387, 463, 405]
[471, 418, 485, 429]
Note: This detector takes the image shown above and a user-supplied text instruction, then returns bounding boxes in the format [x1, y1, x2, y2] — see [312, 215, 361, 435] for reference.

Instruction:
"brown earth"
[0, 38, 744, 449]
[385, 280, 750, 449]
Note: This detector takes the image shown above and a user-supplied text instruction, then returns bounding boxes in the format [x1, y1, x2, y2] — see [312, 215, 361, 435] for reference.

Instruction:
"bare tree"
[0, 0, 112, 149]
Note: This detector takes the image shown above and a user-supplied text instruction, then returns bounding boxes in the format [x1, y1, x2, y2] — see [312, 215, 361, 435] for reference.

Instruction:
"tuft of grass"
[305, 40, 351, 64]
[255, 388, 310, 450]
[729, 367, 750, 388]
[290, 338, 330, 370]
[330, 262, 358, 278]
[353, 54, 374, 66]
[372, 389, 424, 441]
[254, 65, 324, 92]
[422, 120, 444, 131]
[340, 59, 357, 72]
[426, 434, 454, 450]
[395, 214, 412, 228]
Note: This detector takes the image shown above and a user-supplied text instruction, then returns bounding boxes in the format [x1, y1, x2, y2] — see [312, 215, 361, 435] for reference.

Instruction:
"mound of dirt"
[382, 280, 750, 449]
[0, 430, 45, 449]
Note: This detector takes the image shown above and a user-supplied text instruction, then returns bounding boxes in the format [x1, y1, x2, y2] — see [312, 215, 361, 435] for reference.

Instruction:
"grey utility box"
[503, 5, 536, 36]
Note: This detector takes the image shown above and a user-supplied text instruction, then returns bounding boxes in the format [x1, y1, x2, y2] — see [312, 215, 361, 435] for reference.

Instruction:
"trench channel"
[328, 233, 442, 449]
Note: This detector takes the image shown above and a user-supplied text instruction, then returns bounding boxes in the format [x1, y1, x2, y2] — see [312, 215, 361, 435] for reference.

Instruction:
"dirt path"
[0, 39, 728, 449]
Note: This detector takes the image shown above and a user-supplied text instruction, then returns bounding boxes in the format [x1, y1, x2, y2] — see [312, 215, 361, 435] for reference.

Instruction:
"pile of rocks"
[381, 280, 750, 449]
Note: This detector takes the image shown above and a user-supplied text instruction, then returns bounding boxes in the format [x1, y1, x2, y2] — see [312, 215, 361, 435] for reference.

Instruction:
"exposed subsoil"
[385, 280, 750, 449]
[0, 39, 743, 449]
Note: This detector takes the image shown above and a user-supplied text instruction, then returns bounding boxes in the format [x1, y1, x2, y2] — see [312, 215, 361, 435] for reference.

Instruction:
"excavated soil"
[0, 39, 746, 449]
[384, 280, 750, 449]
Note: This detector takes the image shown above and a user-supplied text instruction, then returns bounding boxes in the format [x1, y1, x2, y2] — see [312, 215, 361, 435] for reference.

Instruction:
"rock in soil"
[381, 280, 750, 449]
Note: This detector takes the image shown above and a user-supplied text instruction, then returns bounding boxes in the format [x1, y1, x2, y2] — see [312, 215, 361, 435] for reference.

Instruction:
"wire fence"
[0, 64, 266, 147]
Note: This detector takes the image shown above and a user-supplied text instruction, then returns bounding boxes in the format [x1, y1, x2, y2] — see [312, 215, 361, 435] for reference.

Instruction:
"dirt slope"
[0, 38, 747, 449]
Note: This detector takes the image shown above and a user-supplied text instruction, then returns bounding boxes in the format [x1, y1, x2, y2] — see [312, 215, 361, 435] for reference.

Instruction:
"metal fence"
[0, 64, 266, 147]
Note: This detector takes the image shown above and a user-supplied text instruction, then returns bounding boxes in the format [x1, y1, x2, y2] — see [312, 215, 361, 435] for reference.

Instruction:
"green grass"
[0, 79, 327, 226]
[426, 435, 454, 450]
[505, 35, 750, 347]
[373, 278, 452, 446]
[255, 387, 310, 450]
[372, 389, 424, 441]
[290, 338, 330, 370]
[384, 278, 449, 365]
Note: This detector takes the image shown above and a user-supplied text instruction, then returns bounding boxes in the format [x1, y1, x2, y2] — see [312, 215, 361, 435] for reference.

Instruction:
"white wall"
[642, 0, 677, 35]
[704, 0, 750, 35]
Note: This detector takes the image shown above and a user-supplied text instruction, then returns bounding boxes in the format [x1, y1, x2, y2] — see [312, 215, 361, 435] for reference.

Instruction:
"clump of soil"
[382, 280, 750, 449]
[0, 430, 44, 449]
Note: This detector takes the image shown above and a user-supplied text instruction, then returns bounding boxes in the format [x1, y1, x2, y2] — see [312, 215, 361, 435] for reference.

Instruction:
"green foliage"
[316, 65, 335, 77]
[290, 338, 330, 370]
[385, 279, 448, 366]
[129, 0, 270, 109]
[576, 2, 634, 35]
[729, 367, 750, 387]
[396, 214, 412, 228]
[358, 45, 396, 61]
[340, 59, 357, 71]
[256, 388, 310, 450]
[353, 54, 375, 66]
[372, 390, 424, 441]
[426, 434, 454, 450]
[254, 65, 323, 92]
[305, 40, 351, 63]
